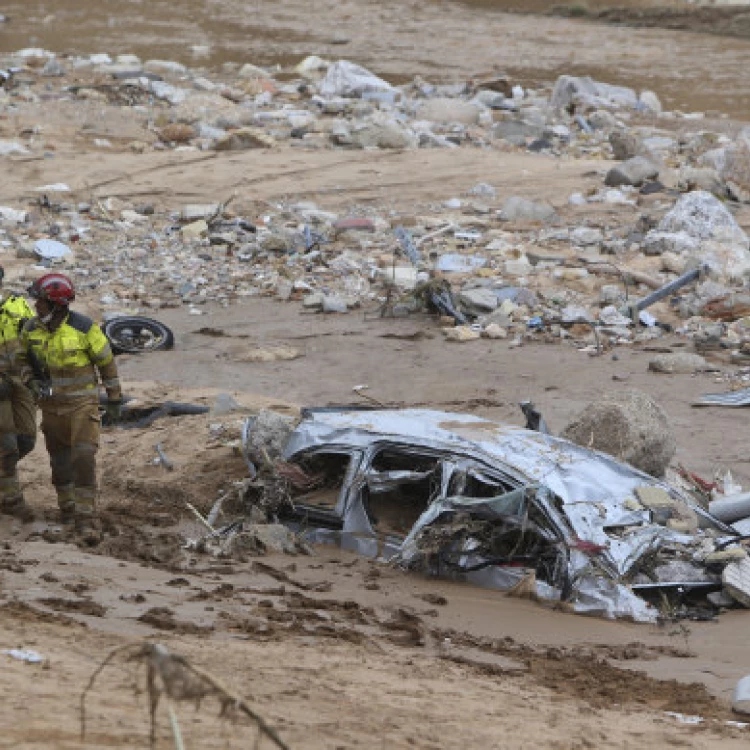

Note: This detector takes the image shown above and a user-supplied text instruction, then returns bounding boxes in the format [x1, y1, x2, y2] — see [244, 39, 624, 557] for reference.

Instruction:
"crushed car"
[240, 407, 749, 623]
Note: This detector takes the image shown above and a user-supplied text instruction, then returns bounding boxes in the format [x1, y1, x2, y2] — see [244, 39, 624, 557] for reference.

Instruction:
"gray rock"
[226, 524, 306, 556]
[492, 118, 544, 146]
[214, 128, 275, 150]
[418, 98, 480, 125]
[642, 136, 676, 157]
[459, 287, 499, 314]
[302, 292, 325, 309]
[467, 183, 497, 199]
[499, 196, 556, 222]
[609, 130, 640, 161]
[322, 295, 349, 313]
[605, 156, 659, 187]
[642, 231, 700, 256]
[550, 75, 599, 111]
[144, 59, 187, 75]
[588, 110, 619, 131]
[561, 389, 676, 478]
[721, 129, 750, 203]
[599, 284, 626, 306]
[349, 116, 416, 149]
[244, 409, 296, 465]
[699, 146, 728, 173]
[570, 226, 603, 246]
[319, 60, 393, 98]
[595, 81, 639, 109]
[648, 353, 711, 374]
[658, 190, 748, 248]
[480, 308, 512, 328]
[259, 229, 295, 252]
[639, 90, 662, 114]
[41, 58, 65, 77]
[677, 166, 726, 197]
[550, 75, 637, 112]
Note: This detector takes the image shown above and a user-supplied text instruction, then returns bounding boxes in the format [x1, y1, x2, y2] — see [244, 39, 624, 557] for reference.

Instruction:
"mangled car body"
[243, 408, 743, 622]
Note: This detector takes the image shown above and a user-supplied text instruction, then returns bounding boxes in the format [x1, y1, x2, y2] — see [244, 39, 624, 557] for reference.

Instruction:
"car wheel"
[103, 316, 175, 355]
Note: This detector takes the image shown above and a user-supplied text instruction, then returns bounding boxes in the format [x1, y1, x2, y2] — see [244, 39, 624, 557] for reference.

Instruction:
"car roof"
[285, 408, 676, 508]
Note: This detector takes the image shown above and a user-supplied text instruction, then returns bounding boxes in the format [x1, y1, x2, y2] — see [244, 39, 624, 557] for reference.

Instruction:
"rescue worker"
[20, 273, 122, 536]
[0, 266, 37, 521]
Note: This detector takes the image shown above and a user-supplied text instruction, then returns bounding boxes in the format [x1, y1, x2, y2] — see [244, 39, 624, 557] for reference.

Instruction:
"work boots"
[0, 494, 35, 523]
[74, 510, 102, 546]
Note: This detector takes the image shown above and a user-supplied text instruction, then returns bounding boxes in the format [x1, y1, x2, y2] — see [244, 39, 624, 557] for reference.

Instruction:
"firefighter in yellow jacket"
[0, 266, 37, 521]
[20, 273, 122, 535]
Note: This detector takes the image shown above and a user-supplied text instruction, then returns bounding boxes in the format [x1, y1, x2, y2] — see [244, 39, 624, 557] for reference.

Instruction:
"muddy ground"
[2, 0, 750, 747]
[3, 0, 750, 116]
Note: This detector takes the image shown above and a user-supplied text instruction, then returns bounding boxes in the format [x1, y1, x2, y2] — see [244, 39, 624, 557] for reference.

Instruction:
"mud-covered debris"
[244, 410, 297, 468]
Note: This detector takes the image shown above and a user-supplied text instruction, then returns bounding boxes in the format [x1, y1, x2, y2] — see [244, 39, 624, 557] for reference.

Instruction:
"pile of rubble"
[1, 49, 750, 361]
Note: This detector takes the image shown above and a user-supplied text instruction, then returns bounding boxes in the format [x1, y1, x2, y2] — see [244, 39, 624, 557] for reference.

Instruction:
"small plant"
[568, 3, 589, 18]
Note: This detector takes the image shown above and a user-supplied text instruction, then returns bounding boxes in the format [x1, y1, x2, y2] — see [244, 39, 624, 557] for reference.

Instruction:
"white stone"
[295, 56, 329, 78]
[0, 207, 27, 224]
[238, 63, 269, 79]
[0, 140, 29, 156]
[500, 196, 555, 222]
[144, 60, 188, 75]
[639, 90, 662, 114]
[483, 323, 508, 339]
[659, 190, 748, 246]
[319, 60, 393, 98]
[570, 227, 603, 246]
[444, 326, 481, 342]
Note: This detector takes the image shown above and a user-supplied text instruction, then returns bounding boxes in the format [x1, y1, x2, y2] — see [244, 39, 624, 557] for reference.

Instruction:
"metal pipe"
[628, 265, 703, 317]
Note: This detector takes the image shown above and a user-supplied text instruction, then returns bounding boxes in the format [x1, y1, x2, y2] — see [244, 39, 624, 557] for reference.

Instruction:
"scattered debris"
[2, 648, 44, 664]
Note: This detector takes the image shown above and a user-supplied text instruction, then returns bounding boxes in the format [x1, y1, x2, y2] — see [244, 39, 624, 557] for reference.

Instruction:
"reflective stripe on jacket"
[0, 295, 34, 375]
[21, 311, 121, 403]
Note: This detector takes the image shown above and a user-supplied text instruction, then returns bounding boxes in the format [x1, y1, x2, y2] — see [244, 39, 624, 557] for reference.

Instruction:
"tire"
[103, 316, 175, 355]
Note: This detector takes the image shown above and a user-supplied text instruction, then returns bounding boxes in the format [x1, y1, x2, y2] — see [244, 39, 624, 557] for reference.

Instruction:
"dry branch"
[81, 642, 290, 749]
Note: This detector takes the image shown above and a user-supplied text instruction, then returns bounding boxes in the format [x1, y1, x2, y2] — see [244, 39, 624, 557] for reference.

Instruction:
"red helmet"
[28, 273, 76, 305]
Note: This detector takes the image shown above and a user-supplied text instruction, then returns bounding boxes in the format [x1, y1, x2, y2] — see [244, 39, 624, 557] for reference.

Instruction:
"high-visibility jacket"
[0, 294, 34, 375]
[20, 311, 121, 409]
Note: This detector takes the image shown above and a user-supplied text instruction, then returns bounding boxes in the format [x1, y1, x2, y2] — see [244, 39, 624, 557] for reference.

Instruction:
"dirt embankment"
[462, 0, 750, 41]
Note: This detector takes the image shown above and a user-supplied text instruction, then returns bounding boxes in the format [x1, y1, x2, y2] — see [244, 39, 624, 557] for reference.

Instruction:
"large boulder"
[647, 190, 750, 280]
[657, 190, 747, 245]
[561, 389, 676, 478]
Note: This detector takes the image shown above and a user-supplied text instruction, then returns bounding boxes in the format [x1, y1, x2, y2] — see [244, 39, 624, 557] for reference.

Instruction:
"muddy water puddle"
[2, 0, 750, 117]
